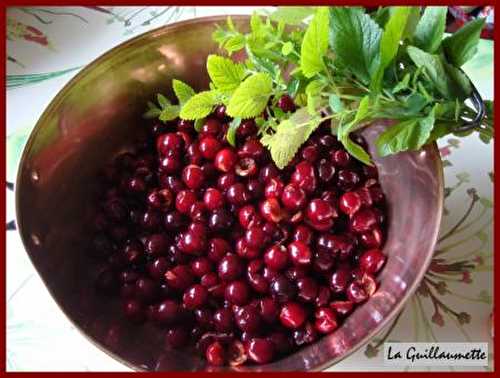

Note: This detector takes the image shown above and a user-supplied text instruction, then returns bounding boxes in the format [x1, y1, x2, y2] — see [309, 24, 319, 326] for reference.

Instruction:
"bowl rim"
[15, 13, 444, 372]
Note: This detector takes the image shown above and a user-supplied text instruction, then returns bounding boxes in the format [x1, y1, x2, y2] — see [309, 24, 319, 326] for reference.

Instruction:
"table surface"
[6, 6, 494, 372]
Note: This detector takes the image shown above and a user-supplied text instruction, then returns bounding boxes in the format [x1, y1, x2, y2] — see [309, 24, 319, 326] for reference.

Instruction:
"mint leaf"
[328, 94, 344, 113]
[159, 105, 180, 122]
[207, 54, 245, 91]
[250, 12, 265, 39]
[226, 73, 273, 118]
[337, 96, 373, 165]
[172, 79, 195, 105]
[444, 63, 472, 99]
[372, 97, 427, 119]
[342, 134, 372, 166]
[300, 7, 329, 78]
[375, 105, 436, 156]
[407, 46, 453, 98]
[352, 95, 371, 125]
[392, 73, 410, 94]
[268, 6, 315, 25]
[143, 107, 161, 119]
[371, 7, 411, 92]
[287, 77, 301, 97]
[281, 41, 294, 55]
[305, 79, 324, 115]
[261, 108, 321, 169]
[180, 91, 218, 120]
[413, 7, 447, 53]
[401, 7, 421, 40]
[329, 7, 382, 83]
[157, 93, 170, 108]
[194, 118, 204, 132]
[371, 7, 391, 28]
[226, 117, 241, 147]
[443, 18, 486, 67]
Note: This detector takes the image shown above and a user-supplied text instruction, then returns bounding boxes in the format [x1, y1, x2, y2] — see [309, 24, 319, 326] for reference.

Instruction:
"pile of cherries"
[91, 95, 387, 367]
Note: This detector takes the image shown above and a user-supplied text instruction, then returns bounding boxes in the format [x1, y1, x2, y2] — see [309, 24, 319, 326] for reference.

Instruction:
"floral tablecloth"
[6, 6, 494, 372]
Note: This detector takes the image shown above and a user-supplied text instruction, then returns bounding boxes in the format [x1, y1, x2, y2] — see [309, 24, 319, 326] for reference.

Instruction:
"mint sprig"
[146, 6, 493, 169]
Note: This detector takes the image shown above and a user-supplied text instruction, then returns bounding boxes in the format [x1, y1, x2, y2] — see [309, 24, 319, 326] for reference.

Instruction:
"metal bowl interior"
[15, 15, 443, 372]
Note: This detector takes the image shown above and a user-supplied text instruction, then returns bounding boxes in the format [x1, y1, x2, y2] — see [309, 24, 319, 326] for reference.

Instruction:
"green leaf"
[268, 6, 315, 25]
[413, 6, 447, 53]
[300, 7, 329, 78]
[261, 108, 321, 169]
[337, 96, 373, 165]
[329, 7, 382, 83]
[143, 107, 161, 119]
[286, 77, 301, 98]
[172, 79, 195, 105]
[328, 94, 344, 113]
[159, 105, 180, 122]
[485, 100, 494, 119]
[281, 41, 294, 55]
[342, 134, 372, 166]
[443, 18, 486, 67]
[371, 7, 391, 28]
[207, 54, 245, 91]
[401, 7, 421, 40]
[353, 95, 371, 125]
[226, 117, 241, 147]
[157, 93, 170, 108]
[376, 105, 436, 156]
[443, 63, 473, 99]
[371, 7, 411, 92]
[226, 73, 273, 118]
[392, 73, 410, 94]
[407, 46, 454, 98]
[224, 34, 246, 54]
[227, 16, 236, 31]
[250, 12, 264, 39]
[305, 79, 324, 115]
[194, 118, 204, 132]
[180, 91, 218, 120]
[373, 93, 428, 119]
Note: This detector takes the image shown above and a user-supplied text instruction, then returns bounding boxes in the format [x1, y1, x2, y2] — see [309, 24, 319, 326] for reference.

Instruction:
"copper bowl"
[15, 15, 443, 371]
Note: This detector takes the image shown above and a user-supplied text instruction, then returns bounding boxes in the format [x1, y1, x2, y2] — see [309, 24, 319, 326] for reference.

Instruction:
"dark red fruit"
[225, 280, 250, 305]
[182, 164, 205, 189]
[279, 302, 306, 329]
[287, 241, 312, 266]
[215, 148, 237, 173]
[247, 338, 275, 364]
[264, 245, 288, 271]
[291, 161, 317, 193]
[206, 341, 225, 366]
[235, 158, 258, 177]
[123, 299, 146, 323]
[339, 191, 362, 216]
[277, 94, 296, 113]
[329, 300, 354, 317]
[351, 208, 378, 233]
[175, 190, 197, 214]
[314, 307, 338, 334]
[359, 249, 386, 274]
[234, 305, 262, 333]
[199, 136, 221, 159]
[165, 326, 189, 348]
[281, 184, 306, 211]
[270, 276, 297, 303]
[218, 254, 243, 281]
[260, 198, 284, 223]
[296, 277, 318, 303]
[306, 199, 336, 224]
